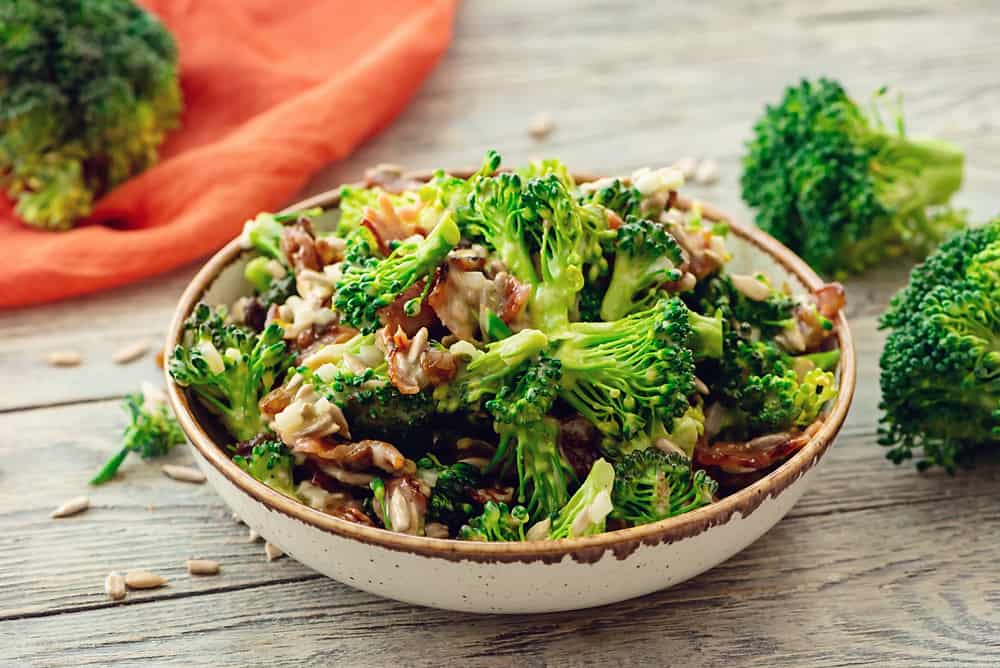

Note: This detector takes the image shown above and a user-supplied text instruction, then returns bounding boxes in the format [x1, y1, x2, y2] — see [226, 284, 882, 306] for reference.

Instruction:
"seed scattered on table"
[186, 559, 220, 576]
[50, 496, 89, 518]
[46, 350, 82, 367]
[673, 156, 699, 180]
[112, 339, 151, 364]
[162, 464, 206, 484]
[265, 542, 284, 561]
[105, 572, 126, 601]
[124, 570, 167, 590]
[693, 158, 720, 185]
[528, 112, 554, 140]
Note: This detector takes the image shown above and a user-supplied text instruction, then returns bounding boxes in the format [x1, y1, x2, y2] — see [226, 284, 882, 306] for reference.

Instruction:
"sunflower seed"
[104, 572, 126, 601]
[50, 496, 89, 518]
[46, 351, 82, 367]
[528, 112, 554, 140]
[162, 465, 205, 484]
[693, 158, 720, 185]
[186, 559, 220, 576]
[124, 570, 166, 590]
[264, 542, 284, 561]
[111, 339, 151, 364]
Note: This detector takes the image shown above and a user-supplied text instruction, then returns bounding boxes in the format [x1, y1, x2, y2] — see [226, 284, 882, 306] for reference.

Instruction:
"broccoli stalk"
[234, 440, 298, 498]
[741, 78, 965, 276]
[459, 501, 530, 542]
[553, 297, 722, 443]
[91, 384, 185, 485]
[547, 458, 616, 540]
[0, 0, 182, 229]
[611, 450, 717, 526]
[600, 217, 685, 321]
[333, 213, 461, 332]
[878, 219, 1000, 471]
[168, 304, 292, 442]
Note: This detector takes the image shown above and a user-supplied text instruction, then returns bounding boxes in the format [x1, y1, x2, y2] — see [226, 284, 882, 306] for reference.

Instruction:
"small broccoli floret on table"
[91, 384, 185, 485]
[333, 213, 460, 332]
[169, 304, 292, 442]
[878, 220, 1000, 472]
[459, 501, 530, 542]
[741, 77, 965, 277]
[0, 0, 182, 230]
[600, 217, 685, 321]
[234, 439, 298, 498]
[611, 449, 716, 526]
[547, 458, 615, 540]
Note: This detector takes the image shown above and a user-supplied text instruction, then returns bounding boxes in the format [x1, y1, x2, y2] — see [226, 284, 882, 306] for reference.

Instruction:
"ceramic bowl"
[165, 172, 856, 614]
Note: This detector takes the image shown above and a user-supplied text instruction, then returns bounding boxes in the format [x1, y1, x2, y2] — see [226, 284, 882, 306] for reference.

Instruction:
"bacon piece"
[361, 193, 416, 254]
[495, 272, 531, 324]
[379, 325, 429, 395]
[814, 282, 846, 319]
[428, 260, 493, 341]
[294, 438, 405, 474]
[421, 348, 458, 385]
[469, 485, 515, 505]
[558, 416, 601, 480]
[694, 420, 823, 475]
[378, 280, 439, 337]
[280, 218, 321, 272]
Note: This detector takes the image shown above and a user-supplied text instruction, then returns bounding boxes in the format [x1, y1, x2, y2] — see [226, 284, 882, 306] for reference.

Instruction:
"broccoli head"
[417, 455, 483, 531]
[0, 0, 182, 229]
[611, 449, 716, 526]
[687, 273, 796, 340]
[169, 303, 292, 442]
[878, 219, 1000, 472]
[580, 178, 642, 220]
[459, 501, 530, 542]
[601, 216, 685, 321]
[741, 78, 965, 277]
[547, 458, 615, 540]
[234, 439, 297, 498]
[91, 383, 185, 485]
[333, 213, 460, 332]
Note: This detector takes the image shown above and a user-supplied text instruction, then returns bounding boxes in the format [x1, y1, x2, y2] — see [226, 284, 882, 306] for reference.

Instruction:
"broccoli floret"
[741, 78, 965, 276]
[240, 207, 324, 267]
[333, 213, 460, 332]
[417, 455, 483, 531]
[0, 0, 182, 229]
[462, 170, 540, 286]
[234, 439, 297, 498]
[580, 178, 642, 220]
[601, 217, 685, 321]
[611, 450, 716, 526]
[687, 273, 796, 339]
[459, 501, 530, 542]
[484, 352, 562, 425]
[878, 220, 1000, 472]
[90, 384, 185, 485]
[554, 297, 722, 443]
[169, 304, 292, 442]
[547, 458, 615, 540]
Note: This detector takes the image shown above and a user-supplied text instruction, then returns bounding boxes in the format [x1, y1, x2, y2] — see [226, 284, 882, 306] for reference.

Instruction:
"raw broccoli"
[234, 439, 297, 498]
[459, 501, 530, 542]
[878, 219, 1000, 472]
[547, 458, 615, 540]
[554, 297, 722, 443]
[417, 455, 483, 530]
[687, 273, 796, 339]
[337, 185, 420, 235]
[169, 304, 292, 442]
[580, 178, 642, 220]
[600, 217, 685, 320]
[90, 384, 185, 485]
[484, 352, 562, 425]
[462, 171, 540, 286]
[741, 78, 965, 277]
[611, 450, 716, 526]
[333, 213, 460, 332]
[0, 0, 182, 230]
[240, 207, 324, 267]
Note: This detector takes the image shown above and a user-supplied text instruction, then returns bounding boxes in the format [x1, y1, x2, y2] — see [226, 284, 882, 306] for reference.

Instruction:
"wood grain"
[2, 0, 999, 665]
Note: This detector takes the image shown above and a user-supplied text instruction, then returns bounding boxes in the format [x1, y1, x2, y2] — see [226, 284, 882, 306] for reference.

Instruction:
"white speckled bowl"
[165, 172, 856, 614]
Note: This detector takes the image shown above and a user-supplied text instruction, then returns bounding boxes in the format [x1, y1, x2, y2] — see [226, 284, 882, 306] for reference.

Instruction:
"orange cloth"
[0, 0, 457, 309]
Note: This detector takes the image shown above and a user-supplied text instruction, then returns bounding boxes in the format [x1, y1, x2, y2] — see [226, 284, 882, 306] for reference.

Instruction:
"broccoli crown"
[485, 352, 562, 425]
[741, 78, 965, 276]
[548, 458, 615, 540]
[459, 501, 530, 542]
[461, 170, 539, 285]
[554, 297, 720, 443]
[580, 178, 642, 220]
[688, 274, 796, 339]
[234, 439, 297, 498]
[416, 456, 483, 529]
[90, 389, 185, 485]
[0, 0, 182, 229]
[600, 217, 685, 321]
[333, 213, 460, 332]
[878, 220, 1000, 472]
[169, 303, 292, 442]
[611, 449, 716, 526]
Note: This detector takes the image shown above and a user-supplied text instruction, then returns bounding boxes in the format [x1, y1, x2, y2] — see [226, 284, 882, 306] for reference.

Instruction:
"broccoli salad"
[169, 152, 844, 541]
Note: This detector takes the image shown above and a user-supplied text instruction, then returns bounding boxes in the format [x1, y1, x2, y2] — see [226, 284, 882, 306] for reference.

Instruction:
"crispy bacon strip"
[280, 218, 321, 272]
[361, 193, 416, 254]
[495, 272, 531, 324]
[293, 437, 405, 474]
[694, 420, 823, 474]
[378, 280, 439, 337]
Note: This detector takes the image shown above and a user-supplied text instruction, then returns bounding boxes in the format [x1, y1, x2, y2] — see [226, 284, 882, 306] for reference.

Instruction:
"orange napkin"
[0, 0, 458, 309]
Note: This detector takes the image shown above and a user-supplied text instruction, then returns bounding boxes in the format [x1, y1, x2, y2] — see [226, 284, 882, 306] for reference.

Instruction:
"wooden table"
[3, 2, 999, 665]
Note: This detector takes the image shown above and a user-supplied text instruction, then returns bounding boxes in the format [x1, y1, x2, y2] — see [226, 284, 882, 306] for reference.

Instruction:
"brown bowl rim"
[165, 170, 856, 564]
